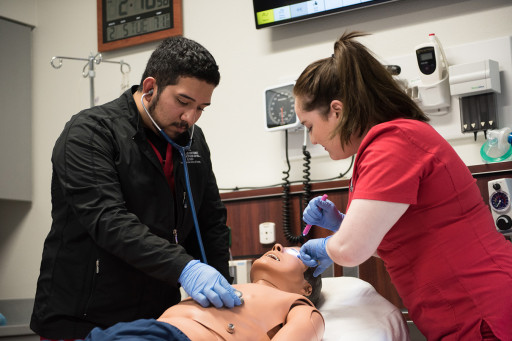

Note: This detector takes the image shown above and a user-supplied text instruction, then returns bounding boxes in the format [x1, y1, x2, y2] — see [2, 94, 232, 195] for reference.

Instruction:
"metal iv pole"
[50, 53, 131, 108]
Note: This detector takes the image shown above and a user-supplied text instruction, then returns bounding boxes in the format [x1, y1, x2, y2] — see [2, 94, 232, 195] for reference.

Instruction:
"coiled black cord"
[282, 130, 304, 244]
[302, 144, 312, 233]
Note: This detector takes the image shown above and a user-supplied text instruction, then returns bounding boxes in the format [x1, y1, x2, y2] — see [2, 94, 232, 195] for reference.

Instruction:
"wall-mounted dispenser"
[449, 59, 501, 140]
[408, 33, 451, 115]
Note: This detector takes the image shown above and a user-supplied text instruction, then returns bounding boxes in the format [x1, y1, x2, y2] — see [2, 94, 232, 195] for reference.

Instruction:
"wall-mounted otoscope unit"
[449, 59, 501, 140]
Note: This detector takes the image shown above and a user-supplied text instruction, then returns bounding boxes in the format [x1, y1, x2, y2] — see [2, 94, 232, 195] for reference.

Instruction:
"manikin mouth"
[266, 248, 299, 261]
[266, 253, 280, 261]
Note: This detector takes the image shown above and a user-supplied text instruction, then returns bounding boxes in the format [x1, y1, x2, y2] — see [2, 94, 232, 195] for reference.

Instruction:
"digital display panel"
[420, 51, 433, 61]
[253, 0, 399, 29]
[103, 0, 174, 43]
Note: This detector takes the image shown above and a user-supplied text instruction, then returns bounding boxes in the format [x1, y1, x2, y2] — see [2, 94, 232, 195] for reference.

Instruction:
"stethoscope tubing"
[141, 92, 208, 264]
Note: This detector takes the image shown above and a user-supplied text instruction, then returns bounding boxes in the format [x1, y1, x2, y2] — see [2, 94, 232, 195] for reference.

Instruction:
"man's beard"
[148, 97, 189, 133]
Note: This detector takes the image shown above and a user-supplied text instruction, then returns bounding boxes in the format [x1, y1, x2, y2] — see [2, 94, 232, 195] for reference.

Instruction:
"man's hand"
[178, 260, 242, 308]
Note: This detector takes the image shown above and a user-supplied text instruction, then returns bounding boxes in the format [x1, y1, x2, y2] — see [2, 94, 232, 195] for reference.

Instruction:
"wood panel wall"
[220, 161, 512, 309]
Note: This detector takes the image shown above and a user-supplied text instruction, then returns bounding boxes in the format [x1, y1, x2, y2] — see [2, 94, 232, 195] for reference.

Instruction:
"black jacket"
[30, 87, 231, 338]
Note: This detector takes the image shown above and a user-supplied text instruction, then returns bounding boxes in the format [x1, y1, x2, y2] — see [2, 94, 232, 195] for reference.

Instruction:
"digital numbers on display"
[103, 0, 173, 42]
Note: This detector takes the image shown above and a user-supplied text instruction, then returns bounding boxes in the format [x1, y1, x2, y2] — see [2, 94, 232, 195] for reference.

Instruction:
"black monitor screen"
[253, 0, 399, 29]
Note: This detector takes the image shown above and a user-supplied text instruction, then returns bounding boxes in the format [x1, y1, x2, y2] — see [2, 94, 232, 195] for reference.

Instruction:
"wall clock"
[264, 83, 301, 132]
[97, 0, 183, 52]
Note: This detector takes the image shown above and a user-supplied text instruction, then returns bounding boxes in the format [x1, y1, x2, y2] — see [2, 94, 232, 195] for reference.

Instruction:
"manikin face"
[250, 244, 312, 296]
[147, 77, 215, 139]
[295, 97, 359, 160]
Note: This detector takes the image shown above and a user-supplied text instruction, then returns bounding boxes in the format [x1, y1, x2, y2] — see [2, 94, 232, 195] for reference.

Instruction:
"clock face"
[490, 191, 510, 211]
[264, 83, 300, 131]
[97, 0, 182, 52]
[103, 0, 172, 43]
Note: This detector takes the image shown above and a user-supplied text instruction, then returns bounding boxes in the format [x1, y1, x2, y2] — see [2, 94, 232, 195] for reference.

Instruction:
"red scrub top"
[348, 118, 512, 340]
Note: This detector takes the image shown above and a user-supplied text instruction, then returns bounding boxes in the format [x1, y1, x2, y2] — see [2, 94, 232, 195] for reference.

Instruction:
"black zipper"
[83, 258, 100, 318]
[183, 191, 188, 209]
[172, 192, 188, 244]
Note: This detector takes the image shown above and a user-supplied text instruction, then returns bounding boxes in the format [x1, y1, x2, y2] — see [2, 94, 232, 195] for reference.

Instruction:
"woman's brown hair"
[294, 31, 429, 148]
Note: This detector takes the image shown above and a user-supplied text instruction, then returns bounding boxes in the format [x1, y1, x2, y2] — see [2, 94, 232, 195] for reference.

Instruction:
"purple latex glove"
[179, 260, 242, 308]
[299, 236, 333, 277]
[303, 196, 345, 232]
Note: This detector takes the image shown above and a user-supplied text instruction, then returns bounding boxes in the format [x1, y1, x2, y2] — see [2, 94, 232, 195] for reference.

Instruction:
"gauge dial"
[268, 91, 295, 126]
[264, 83, 300, 131]
[490, 191, 510, 211]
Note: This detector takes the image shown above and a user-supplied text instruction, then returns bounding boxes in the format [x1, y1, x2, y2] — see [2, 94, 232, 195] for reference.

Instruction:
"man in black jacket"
[31, 36, 241, 340]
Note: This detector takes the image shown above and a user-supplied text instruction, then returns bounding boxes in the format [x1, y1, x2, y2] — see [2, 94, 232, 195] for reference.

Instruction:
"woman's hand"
[299, 236, 333, 277]
[303, 196, 345, 232]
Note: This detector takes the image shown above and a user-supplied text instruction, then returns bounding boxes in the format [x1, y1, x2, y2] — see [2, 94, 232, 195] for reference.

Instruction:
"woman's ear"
[329, 100, 343, 120]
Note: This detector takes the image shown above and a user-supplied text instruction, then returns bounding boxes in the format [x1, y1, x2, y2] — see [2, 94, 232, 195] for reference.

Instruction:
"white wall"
[0, 0, 37, 26]
[0, 0, 511, 299]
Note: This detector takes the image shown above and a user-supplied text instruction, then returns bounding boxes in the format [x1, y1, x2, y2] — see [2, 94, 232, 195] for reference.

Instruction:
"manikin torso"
[157, 283, 323, 340]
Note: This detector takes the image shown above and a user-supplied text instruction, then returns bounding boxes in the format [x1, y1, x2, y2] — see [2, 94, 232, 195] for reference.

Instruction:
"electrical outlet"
[259, 222, 276, 244]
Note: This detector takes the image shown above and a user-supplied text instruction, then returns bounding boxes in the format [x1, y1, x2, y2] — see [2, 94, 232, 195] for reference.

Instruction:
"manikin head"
[250, 244, 322, 305]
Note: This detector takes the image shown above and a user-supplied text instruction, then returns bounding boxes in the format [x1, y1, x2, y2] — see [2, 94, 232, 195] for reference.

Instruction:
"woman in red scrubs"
[296, 31, 512, 340]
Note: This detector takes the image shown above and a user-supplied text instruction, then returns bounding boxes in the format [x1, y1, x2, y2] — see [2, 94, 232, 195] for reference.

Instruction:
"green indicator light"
[257, 10, 275, 25]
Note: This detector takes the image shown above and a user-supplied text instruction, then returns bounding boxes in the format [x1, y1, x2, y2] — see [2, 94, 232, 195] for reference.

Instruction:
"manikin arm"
[271, 304, 324, 341]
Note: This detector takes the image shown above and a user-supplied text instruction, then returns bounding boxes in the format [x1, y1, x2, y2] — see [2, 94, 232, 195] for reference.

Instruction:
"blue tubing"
[160, 131, 208, 265]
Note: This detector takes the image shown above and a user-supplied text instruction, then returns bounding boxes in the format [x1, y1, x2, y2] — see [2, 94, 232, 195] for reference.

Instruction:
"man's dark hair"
[304, 267, 322, 306]
[139, 36, 220, 92]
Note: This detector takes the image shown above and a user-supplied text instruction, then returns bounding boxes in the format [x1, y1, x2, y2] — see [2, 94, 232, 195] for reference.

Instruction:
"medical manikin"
[87, 244, 324, 340]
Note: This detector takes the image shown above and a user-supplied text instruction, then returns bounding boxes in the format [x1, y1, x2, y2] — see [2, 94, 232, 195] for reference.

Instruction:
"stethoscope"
[141, 90, 208, 265]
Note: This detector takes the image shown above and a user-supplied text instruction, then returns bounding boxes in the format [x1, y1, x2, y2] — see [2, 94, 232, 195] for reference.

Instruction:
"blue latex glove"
[300, 236, 333, 277]
[303, 196, 345, 232]
[178, 260, 241, 308]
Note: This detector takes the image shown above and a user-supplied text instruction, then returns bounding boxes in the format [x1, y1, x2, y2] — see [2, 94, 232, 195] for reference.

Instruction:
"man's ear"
[142, 77, 157, 96]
